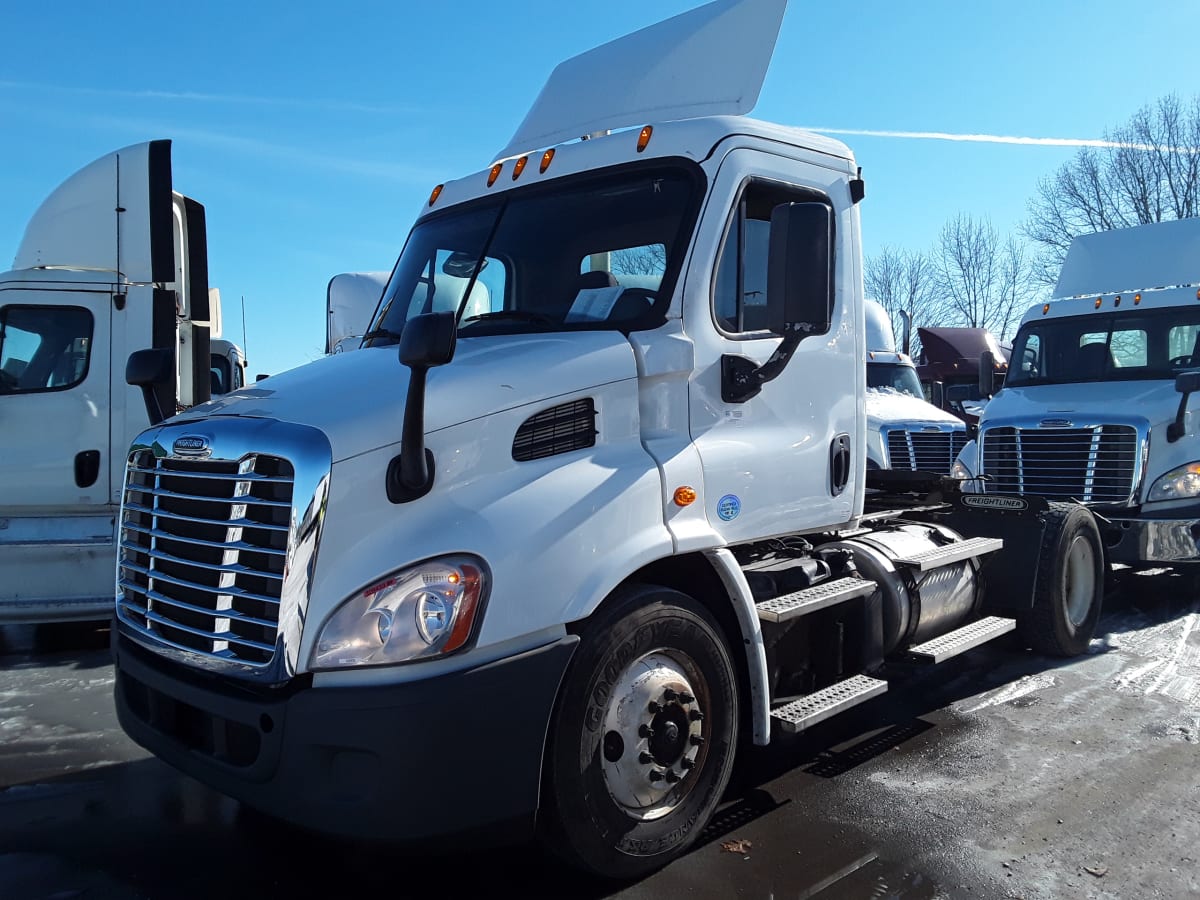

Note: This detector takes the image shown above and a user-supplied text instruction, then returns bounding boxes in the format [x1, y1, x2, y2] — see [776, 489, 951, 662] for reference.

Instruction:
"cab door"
[0, 287, 113, 510]
[686, 149, 862, 542]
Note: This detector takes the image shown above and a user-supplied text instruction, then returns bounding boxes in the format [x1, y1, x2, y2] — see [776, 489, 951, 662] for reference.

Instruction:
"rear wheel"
[1018, 503, 1104, 656]
[542, 584, 738, 879]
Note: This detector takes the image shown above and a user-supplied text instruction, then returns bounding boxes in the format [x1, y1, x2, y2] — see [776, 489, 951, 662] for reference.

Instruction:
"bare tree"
[1026, 93, 1200, 281]
[864, 245, 937, 350]
[934, 215, 1036, 340]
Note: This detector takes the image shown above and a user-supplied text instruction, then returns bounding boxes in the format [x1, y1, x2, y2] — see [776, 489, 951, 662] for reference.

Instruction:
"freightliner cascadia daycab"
[0, 141, 237, 623]
[111, 0, 1108, 878]
[957, 216, 1200, 568]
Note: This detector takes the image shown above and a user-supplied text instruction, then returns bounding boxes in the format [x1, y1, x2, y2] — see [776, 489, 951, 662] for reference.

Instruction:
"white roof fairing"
[1055, 217, 1200, 298]
[495, 0, 788, 162]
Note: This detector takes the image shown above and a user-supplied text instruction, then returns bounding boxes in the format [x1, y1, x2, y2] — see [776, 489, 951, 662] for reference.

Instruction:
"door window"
[0, 305, 94, 393]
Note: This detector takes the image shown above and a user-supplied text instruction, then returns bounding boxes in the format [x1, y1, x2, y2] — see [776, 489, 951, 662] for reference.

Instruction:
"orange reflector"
[512, 156, 528, 181]
[1114, 295, 1121, 307]
[673, 486, 697, 507]
[428, 184, 444, 207]
[637, 125, 653, 153]
[1042, 304, 1050, 314]
[1094, 297, 1103, 309]
[1134, 293, 1142, 305]
[540, 148, 555, 173]
[1196, 289, 1200, 300]
[487, 163, 503, 187]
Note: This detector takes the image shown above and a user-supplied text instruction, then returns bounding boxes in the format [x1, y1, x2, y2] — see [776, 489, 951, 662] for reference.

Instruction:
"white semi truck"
[864, 299, 967, 474]
[956, 216, 1200, 568]
[0, 141, 242, 623]
[111, 0, 1105, 879]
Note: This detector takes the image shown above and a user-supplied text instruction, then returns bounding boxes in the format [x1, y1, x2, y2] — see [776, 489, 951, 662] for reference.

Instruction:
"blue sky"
[1, 0, 1196, 377]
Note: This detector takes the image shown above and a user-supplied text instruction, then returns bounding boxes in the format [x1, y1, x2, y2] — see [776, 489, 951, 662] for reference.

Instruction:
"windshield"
[867, 362, 924, 398]
[365, 163, 702, 345]
[1008, 308, 1200, 386]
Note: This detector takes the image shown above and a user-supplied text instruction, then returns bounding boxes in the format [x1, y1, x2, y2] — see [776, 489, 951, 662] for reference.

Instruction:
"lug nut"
[690, 735, 705, 747]
[639, 724, 655, 739]
[663, 688, 678, 702]
[648, 771, 665, 783]
[648, 701, 662, 714]
[689, 710, 704, 722]
[680, 758, 695, 770]
[665, 770, 681, 783]
[679, 692, 695, 704]
[639, 752, 654, 765]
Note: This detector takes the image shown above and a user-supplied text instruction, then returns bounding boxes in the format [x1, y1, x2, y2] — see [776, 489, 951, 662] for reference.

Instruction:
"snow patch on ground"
[960, 672, 1058, 713]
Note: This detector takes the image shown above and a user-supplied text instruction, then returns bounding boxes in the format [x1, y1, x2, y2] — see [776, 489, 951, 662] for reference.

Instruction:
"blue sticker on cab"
[717, 494, 741, 521]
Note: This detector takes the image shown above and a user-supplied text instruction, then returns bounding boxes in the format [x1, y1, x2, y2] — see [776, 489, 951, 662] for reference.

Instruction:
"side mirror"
[126, 348, 174, 425]
[1168, 371, 1200, 442]
[978, 350, 996, 399]
[928, 380, 945, 410]
[766, 202, 833, 337]
[389, 312, 458, 503]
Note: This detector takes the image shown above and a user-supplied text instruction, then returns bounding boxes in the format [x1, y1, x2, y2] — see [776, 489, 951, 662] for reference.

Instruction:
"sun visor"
[327, 271, 390, 353]
[495, 0, 787, 162]
[1055, 217, 1200, 298]
[13, 140, 176, 283]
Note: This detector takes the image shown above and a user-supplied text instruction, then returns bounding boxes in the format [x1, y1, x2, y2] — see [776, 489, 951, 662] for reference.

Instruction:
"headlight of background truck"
[312, 555, 488, 669]
[1148, 463, 1200, 502]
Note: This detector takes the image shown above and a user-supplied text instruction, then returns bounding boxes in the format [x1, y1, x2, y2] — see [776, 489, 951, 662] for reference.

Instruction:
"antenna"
[240, 294, 249, 364]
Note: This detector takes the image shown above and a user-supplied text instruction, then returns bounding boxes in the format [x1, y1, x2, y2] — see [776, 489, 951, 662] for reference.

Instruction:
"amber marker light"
[1094, 297, 1103, 309]
[1042, 304, 1050, 314]
[487, 163, 503, 187]
[673, 486, 697, 507]
[1134, 293, 1142, 305]
[540, 148, 555, 173]
[428, 184, 444, 207]
[1114, 295, 1122, 307]
[512, 156, 529, 180]
[637, 125, 653, 152]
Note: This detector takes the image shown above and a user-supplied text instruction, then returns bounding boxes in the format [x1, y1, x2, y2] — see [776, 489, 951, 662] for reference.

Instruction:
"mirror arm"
[721, 327, 805, 403]
[1168, 389, 1192, 443]
[139, 386, 166, 426]
[387, 367, 436, 503]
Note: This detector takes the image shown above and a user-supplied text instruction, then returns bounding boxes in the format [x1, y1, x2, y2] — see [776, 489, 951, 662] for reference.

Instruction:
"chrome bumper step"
[891, 536, 1003, 571]
[771, 675, 888, 733]
[755, 576, 877, 624]
[907, 616, 1016, 663]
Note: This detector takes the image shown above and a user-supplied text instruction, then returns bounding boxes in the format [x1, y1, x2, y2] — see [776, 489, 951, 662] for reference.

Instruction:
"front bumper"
[1101, 509, 1200, 564]
[113, 631, 578, 843]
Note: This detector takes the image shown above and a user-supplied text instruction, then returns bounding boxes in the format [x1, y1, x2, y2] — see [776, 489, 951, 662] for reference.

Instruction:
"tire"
[1018, 503, 1104, 656]
[541, 584, 739, 879]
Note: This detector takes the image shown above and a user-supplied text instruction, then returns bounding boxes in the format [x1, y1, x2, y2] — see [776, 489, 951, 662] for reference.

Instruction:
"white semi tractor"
[0, 141, 243, 623]
[956, 216, 1200, 568]
[864, 299, 967, 475]
[111, 0, 1105, 879]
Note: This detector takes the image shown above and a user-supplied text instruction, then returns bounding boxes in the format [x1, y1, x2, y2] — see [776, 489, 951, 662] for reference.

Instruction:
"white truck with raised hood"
[326, 271, 389, 354]
[110, 0, 1106, 878]
[956, 216, 1200, 568]
[0, 141, 240, 623]
[864, 299, 967, 475]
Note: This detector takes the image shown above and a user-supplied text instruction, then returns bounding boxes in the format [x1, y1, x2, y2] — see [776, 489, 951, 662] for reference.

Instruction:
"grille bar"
[120, 583, 279, 630]
[119, 560, 282, 605]
[136, 606, 276, 653]
[123, 502, 290, 533]
[127, 483, 291, 509]
[120, 521, 288, 557]
[119, 542, 285, 581]
[127, 465, 291, 484]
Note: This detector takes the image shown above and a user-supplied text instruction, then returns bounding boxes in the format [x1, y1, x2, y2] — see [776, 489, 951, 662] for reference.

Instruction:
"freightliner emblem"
[962, 495, 1028, 511]
[1039, 419, 1073, 428]
[172, 435, 211, 456]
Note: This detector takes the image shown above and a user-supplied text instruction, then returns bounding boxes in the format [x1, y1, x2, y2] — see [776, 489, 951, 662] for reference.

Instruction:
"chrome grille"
[885, 429, 968, 475]
[117, 449, 294, 666]
[981, 425, 1139, 502]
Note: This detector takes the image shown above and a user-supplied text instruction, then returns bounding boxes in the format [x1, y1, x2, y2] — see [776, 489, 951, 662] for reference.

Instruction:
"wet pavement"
[2, 569, 1198, 899]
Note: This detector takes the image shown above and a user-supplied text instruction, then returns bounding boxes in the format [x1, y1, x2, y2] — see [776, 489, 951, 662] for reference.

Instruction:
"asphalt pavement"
[1, 568, 1198, 899]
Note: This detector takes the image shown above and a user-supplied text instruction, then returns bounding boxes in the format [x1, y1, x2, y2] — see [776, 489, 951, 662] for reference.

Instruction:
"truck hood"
[983, 380, 1174, 427]
[865, 389, 963, 428]
[171, 332, 638, 462]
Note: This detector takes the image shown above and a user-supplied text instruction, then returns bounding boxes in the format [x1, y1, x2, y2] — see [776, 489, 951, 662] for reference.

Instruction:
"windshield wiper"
[360, 328, 405, 344]
[460, 311, 558, 328]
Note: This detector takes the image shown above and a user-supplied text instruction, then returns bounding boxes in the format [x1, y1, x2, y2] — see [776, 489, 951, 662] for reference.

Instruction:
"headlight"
[312, 555, 488, 670]
[951, 459, 973, 480]
[1148, 463, 1200, 502]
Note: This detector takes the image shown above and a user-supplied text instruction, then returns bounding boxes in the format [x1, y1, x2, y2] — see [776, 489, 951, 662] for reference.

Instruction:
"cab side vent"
[512, 399, 598, 461]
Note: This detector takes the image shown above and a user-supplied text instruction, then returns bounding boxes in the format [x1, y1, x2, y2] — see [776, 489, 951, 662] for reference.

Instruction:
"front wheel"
[1018, 503, 1105, 656]
[542, 584, 739, 879]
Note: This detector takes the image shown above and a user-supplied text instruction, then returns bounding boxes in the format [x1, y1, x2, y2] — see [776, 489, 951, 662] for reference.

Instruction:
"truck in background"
[326, 271, 389, 354]
[956, 216, 1200, 569]
[0, 141, 239, 623]
[864, 300, 967, 474]
[916, 326, 1009, 425]
[111, 0, 1106, 879]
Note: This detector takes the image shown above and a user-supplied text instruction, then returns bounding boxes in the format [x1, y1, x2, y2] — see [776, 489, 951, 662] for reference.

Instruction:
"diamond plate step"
[771, 675, 888, 734]
[907, 616, 1017, 663]
[755, 576, 877, 624]
[891, 536, 1003, 571]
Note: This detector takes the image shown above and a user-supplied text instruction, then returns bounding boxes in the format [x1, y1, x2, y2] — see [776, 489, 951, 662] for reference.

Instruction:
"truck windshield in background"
[867, 362, 924, 398]
[1008, 307, 1200, 387]
[365, 163, 702, 345]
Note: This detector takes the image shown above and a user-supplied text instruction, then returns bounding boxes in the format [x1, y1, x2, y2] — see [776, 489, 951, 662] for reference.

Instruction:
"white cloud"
[803, 125, 1198, 153]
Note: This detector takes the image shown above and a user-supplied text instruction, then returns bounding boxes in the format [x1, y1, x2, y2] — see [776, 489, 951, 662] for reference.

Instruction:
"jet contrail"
[802, 125, 1197, 153]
